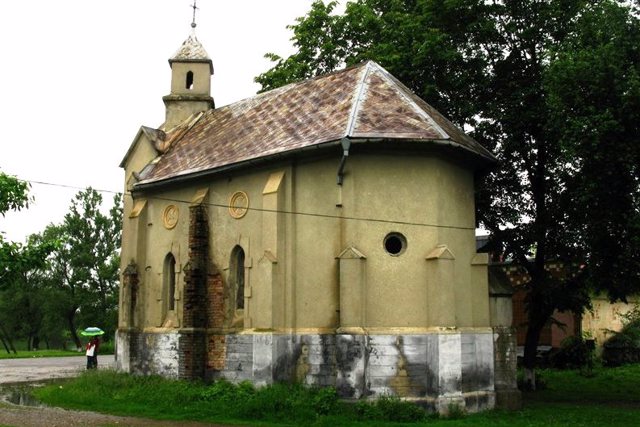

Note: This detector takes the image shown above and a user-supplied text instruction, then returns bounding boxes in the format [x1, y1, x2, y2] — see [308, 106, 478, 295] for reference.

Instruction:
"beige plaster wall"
[120, 151, 491, 332]
[170, 62, 211, 95]
[582, 296, 639, 351]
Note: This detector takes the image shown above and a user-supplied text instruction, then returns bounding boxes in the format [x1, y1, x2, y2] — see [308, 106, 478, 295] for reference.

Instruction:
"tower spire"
[191, 1, 199, 29]
[162, 0, 214, 130]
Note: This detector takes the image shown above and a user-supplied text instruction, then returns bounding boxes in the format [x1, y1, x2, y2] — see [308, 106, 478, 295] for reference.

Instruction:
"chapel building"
[116, 30, 520, 413]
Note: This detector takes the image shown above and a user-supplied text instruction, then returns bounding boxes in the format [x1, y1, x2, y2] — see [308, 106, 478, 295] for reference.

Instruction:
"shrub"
[311, 386, 339, 415]
[355, 395, 425, 422]
[603, 306, 640, 367]
[198, 379, 244, 402]
[550, 335, 594, 370]
[443, 402, 466, 419]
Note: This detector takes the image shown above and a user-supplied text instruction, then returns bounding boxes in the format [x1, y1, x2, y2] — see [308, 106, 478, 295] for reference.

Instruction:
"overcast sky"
[0, 0, 333, 242]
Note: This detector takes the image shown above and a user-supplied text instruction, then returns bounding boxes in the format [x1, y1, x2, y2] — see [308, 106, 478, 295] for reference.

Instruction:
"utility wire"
[17, 177, 476, 231]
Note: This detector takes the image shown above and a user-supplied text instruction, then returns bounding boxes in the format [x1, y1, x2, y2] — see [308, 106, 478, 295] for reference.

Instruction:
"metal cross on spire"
[190, 0, 199, 29]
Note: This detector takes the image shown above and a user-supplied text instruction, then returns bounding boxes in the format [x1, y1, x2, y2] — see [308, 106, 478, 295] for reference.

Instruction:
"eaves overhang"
[131, 135, 495, 194]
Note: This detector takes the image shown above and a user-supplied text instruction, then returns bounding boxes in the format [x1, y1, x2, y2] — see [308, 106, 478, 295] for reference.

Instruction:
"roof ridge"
[368, 62, 450, 140]
[344, 61, 374, 137]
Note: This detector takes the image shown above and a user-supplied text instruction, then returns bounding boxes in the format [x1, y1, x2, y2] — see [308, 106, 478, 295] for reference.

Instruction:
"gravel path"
[0, 402, 227, 427]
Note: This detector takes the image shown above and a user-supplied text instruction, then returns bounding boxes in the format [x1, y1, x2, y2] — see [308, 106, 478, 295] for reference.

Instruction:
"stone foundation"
[117, 329, 497, 413]
[492, 326, 522, 409]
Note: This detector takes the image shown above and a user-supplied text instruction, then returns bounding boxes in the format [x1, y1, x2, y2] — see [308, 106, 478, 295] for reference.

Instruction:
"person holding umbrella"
[81, 327, 104, 369]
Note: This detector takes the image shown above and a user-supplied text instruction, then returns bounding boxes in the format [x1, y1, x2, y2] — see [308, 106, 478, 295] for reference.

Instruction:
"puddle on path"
[1, 384, 45, 407]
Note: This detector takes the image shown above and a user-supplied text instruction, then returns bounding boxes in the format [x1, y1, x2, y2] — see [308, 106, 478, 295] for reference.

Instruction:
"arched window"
[163, 253, 176, 311]
[185, 71, 194, 90]
[230, 246, 245, 310]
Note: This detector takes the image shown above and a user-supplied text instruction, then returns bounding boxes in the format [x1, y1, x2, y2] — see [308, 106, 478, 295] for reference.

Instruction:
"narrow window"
[164, 253, 176, 311]
[186, 71, 194, 90]
[231, 246, 245, 310]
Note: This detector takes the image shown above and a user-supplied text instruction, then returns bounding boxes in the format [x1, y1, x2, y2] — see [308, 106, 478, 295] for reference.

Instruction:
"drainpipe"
[337, 137, 351, 185]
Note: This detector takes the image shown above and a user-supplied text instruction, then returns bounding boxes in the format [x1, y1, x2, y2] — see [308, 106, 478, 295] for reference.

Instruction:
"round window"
[384, 232, 407, 256]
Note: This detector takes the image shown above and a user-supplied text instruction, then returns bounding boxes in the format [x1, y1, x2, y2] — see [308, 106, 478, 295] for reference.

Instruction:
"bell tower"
[162, 3, 214, 130]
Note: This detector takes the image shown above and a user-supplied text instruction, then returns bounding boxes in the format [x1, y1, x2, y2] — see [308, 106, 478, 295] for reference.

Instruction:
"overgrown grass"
[32, 365, 640, 426]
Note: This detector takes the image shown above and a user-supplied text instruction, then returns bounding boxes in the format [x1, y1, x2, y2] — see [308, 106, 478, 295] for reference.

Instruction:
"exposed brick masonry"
[122, 262, 139, 328]
[179, 204, 209, 379]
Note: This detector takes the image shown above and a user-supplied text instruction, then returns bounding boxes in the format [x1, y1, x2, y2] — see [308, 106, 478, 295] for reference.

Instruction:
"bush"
[603, 305, 640, 367]
[549, 335, 594, 370]
[354, 395, 425, 422]
[312, 386, 339, 415]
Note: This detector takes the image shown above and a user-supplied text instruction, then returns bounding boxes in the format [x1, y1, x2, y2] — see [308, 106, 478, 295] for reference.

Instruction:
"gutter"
[336, 137, 351, 185]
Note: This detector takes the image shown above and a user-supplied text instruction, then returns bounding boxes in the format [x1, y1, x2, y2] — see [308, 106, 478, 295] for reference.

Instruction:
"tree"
[0, 171, 56, 353]
[36, 188, 122, 349]
[545, 0, 640, 300]
[0, 171, 31, 289]
[256, 0, 640, 387]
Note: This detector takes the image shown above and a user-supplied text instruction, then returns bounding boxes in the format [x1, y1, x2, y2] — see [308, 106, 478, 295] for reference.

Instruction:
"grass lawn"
[32, 365, 640, 426]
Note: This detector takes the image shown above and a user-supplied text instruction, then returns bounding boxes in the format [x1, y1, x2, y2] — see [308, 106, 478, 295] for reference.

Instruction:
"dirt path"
[0, 355, 112, 385]
[0, 401, 229, 427]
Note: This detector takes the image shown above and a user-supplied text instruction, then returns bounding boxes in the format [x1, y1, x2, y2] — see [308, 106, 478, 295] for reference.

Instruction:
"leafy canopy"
[256, 0, 640, 374]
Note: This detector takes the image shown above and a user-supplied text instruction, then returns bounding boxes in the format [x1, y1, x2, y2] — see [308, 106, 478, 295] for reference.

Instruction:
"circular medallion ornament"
[229, 191, 249, 219]
[162, 205, 179, 229]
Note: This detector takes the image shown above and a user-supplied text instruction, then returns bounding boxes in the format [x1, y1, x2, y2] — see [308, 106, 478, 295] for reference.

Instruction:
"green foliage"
[443, 402, 466, 420]
[544, 1, 640, 302]
[0, 187, 122, 353]
[198, 378, 255, 404]
[312, 386, 339, 415]
[354, 394, 425, 422]
[35, 372, 426, 425]
[0, 171, 29, 215]
[0, 173, 58, 353]
[549, 335, 595, 370]
[530, 364, 640, 403]
[32, 366, 640, 426]
[32, 188, 123, 348]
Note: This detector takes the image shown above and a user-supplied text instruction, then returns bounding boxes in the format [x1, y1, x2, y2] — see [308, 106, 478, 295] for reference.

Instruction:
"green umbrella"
[81, 327, 105, 336]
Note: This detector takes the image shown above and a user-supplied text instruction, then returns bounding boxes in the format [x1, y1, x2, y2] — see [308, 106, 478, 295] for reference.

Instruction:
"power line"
[21, 178, 122, 196]
[17, 177, 476, 231]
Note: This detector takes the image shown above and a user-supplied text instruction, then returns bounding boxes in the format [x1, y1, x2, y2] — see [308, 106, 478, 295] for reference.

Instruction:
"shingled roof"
[168, 33, 213, 74]
[135, 61, 495, 188]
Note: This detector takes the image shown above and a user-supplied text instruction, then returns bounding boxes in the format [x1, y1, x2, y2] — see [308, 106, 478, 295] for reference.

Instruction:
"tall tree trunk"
[67, 309, 81, 350]
[522, 286, 554, 390]
[0, 333, 10, 354]
[0, 322, 17, 354]
[522, 315, 546, 390]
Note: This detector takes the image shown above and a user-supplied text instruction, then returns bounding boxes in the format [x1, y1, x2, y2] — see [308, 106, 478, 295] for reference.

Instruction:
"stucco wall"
[582, 296, 639, 353]
[120, 152, 488, 332]
[116, 150, 510, 412]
